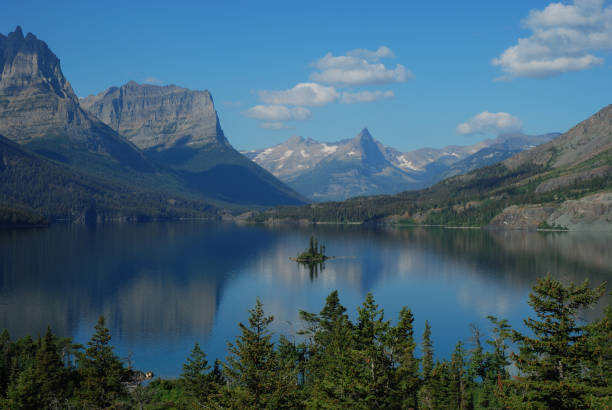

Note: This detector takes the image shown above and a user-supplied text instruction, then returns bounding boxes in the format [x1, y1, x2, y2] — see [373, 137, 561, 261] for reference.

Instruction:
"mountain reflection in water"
[0, 223, 609, 377]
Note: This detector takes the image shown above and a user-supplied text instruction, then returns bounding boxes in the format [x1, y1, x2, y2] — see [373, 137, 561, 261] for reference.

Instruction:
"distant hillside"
[0, 135, 217, 223]
[82, 81, 306, 207]
[251, 105, 612, 231]
[243, 129, 554, 201]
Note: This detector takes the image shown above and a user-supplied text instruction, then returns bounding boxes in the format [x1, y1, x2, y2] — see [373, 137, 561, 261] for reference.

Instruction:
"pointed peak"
[13, 26, 24, 38]
[356, 128, 373, 140]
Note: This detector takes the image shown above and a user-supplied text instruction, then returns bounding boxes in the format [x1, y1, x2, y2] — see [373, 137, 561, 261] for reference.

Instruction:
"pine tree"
[78, 316, 126, 407]
[583, 297, 612, 407]
[33, 327, 67, 406]
[0, 329, 11, 395]
[388, 307, 420, 409]
[356, 293, 390, 408]
[6, 363, 42, 409]
[181, 342, 211, 405]
[507, 274, 606, 409]
[301, 290, 362, 408]
[421, 320, 433, 380]
[225, 298, 294, 408]
[449, 341, 470, 409]
[418, 320, 435, 409]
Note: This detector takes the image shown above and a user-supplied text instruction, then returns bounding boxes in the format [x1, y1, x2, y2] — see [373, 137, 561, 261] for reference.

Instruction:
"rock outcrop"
[488, 205, 556, 230]
[0, 27, 149, 170]
[548, 192, 612, 231]
[80, 82, 227, 150]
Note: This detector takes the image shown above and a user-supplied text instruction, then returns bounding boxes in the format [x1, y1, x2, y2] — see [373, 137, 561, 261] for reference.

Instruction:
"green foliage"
[505, 274, 608, 409]
[296, 235, 327, 262]
[0, 276, 609, 409]
[224, 298, 299, 408]
[180, 342, 212, 406]
[77, 316, 127, 407]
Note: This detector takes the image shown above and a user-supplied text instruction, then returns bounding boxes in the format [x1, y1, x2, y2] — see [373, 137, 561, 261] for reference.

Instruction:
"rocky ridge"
[243, 128, 555, 201]
[0, 27, 148, 170]
[80, 82, 227, 150]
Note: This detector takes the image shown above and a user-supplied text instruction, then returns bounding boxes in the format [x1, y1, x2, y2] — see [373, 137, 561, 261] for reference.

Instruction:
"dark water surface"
[1, 222, 610, 378]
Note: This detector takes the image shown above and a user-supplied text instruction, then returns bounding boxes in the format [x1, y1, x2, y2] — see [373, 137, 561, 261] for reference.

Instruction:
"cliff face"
[0, 27, 91, 142]
[0, 27, 149, 169]
[80, 82, 228, 150]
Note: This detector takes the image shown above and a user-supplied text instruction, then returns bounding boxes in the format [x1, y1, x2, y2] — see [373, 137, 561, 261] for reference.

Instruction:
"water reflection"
[0, 223, 610, 377]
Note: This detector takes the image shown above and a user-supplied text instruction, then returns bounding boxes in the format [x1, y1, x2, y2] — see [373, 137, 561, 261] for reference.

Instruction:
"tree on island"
[296, 236, 328, 263]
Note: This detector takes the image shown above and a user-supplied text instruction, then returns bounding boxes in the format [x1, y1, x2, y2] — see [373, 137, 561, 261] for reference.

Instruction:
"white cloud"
[341, 90, 395, 104]
[143, 76, 162, 84]
[347, 46, 395, 60]
[456, 112, 523, 136]
[310, 46, 412, 86]
[493, 0, 612, 78]
[245, 105, 311, 121]
[259, 83, 339, 107]
[260, 122, 287, 129]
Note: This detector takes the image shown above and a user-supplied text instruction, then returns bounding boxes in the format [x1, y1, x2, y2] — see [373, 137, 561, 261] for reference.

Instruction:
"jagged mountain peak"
[356, 128, 373, 141]
[12, 26, 23, 38]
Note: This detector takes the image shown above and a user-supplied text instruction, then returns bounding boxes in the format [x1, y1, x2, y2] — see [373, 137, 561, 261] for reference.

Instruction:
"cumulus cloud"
[456, 112, 523, 136]
[310, 46, 412, 86]
[260, 122, 287, 129]
[245, 105, 311, 121]
[492, 0, 612, 78]
[341, 90, 395, 104]
[259, 83, 339, 106]
[143, 76, 162, 84]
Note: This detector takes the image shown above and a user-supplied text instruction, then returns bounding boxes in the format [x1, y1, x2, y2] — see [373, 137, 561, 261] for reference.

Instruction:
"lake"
[0, 222, 610, 378]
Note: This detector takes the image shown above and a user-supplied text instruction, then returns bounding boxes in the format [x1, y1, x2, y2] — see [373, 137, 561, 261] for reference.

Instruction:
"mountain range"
[243, 129, 556, 201]
[251, 104, 612, 231]
[0, 27, 304, 222]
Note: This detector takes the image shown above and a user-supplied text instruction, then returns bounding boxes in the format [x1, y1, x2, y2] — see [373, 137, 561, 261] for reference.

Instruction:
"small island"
[291, 236, 330, 263]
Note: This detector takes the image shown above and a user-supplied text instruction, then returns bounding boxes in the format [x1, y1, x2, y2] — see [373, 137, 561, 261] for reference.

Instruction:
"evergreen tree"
[6, 363, 42, 409]
[225, 298, 297, 408]
[449, 341, 470, 409]
[507, 275, 606, 409]
[78, 316, 126, 407]
[418, 320, 435, 409]
[421, 320, 433, 380]
[0, 329, 11, 395]
[181, 342, 211, 405]
[33, 327, 67, 406]
[583, 297, 612, 407]
[301, 290, 363, 408]
[356, 293, 390, 408]
[388, 307, 420, 409]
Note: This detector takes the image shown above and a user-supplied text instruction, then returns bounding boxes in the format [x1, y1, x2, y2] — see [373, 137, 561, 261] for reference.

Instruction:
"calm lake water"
[1, 222, 610, 378]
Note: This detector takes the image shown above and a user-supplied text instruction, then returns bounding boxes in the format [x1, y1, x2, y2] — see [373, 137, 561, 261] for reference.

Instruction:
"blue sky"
[2, 0, 611, 151]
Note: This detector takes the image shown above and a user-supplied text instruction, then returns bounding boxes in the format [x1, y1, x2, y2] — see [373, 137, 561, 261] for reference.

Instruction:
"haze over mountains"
[0, 27, 304, 222]
[244, 129, 556, 201]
